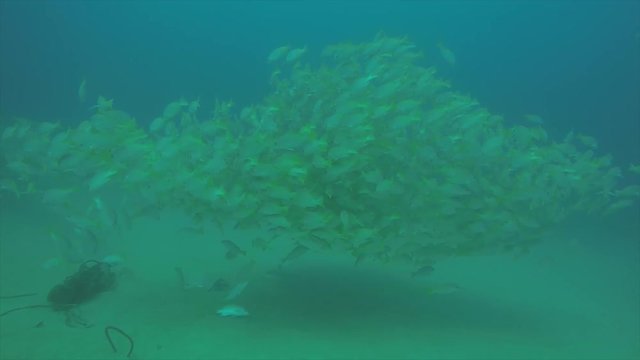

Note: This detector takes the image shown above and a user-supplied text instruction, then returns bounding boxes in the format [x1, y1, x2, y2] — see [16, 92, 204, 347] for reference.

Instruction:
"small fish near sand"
[217, 304, 249, 318]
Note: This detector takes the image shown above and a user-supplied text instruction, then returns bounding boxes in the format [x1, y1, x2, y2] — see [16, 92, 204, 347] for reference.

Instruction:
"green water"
[1, 199, 638, 360]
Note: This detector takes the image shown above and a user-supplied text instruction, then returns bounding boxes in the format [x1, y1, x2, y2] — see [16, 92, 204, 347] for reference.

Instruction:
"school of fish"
[1, 34, 638, 276]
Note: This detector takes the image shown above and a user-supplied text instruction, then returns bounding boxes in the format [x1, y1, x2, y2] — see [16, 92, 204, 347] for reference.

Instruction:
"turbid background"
[1, 198, 638, 360]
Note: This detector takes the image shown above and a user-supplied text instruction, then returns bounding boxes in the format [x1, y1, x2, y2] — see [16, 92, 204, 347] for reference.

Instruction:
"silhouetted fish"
[222, 240, 246, 260]
[411, 265, 435, 278]
[209, 278, 230, 292]
[279, 244, 308, 268]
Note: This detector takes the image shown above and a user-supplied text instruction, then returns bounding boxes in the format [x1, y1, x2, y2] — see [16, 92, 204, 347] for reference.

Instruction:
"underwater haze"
[0, 1, 639, 359]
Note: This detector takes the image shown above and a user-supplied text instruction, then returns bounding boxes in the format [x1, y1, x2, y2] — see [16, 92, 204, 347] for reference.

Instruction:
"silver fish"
[217, 305, 249, 317]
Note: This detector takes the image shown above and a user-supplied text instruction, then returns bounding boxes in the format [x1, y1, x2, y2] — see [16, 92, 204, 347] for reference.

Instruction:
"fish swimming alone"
[78, 77, 86, 103]
[217, 304, 249, 317]
[437, 43, 456, 66]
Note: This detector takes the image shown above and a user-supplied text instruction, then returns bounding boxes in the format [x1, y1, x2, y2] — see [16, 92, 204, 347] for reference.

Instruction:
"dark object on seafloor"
[105, 325, 134, 358]
[47, 260, 116, 311]
[209, 278, 230, 292]
[0, 260, 116, 320]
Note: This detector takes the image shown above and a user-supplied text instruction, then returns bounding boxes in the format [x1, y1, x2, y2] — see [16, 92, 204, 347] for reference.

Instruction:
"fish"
[41, 188, 74, 206]
[78, 78, 86, 103]
[180, 225, 205, 236]
[340, 210, 349, 229]
[93, 196, 116, 229]
[279, 244, 308, 268]
[41, 257, 62, 270]
[187, 98, 200, 114]
[354, 253, 368, 266]
[149, 117, 167, 133]
[89, 169, 118, 191]
[209, 278, 230, 292]
[286, 46, 307, 63]
[437, 43, 456, 66]
[301, 212, 328, 230]
[175, 267, 187, 289]
[604, 199, 634, 215]
[523, 114, 544, 125]
[411, 265, 435, 278]
[1, 125, 16, 140]
[309, 234, 331, 250]
[162, 99, 188, 119]
[101, 254, 125, 267]
[251, 237, 270, 250]
[422, 282, 462, 295]
[222, 239, 246, 259]
[37, 120, 59, 134]
[266, 215, 292, 230]
[576, 135, 597, 149]
[225, 281, 249, 300]
[217, 304, 249, 317]
[352, 74, 378, 91]
[49, 230, 85, 263]
[267, 45, 290, 63]
[90, 96, 113, 113]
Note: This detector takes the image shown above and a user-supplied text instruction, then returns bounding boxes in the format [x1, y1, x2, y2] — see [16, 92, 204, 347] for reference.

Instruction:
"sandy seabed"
[1, 198, 638, 360]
